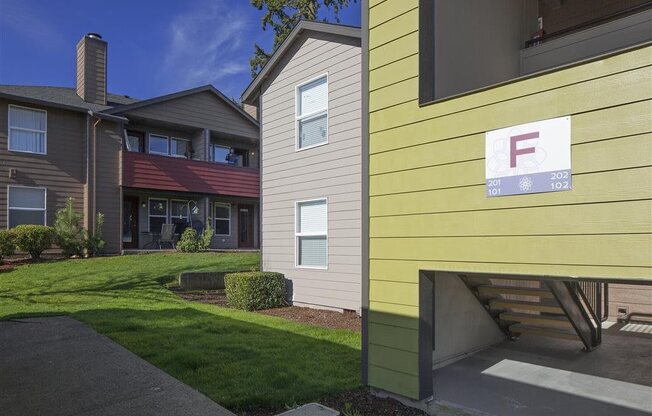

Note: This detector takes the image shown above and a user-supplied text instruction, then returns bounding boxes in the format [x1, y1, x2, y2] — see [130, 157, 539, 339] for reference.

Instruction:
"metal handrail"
[578, 281, 609, 322]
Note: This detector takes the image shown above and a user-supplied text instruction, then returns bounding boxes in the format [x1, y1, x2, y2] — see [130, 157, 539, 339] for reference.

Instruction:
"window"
[296, 75, 328, 150]
[295, 199, 327, 268]
[148, 134, 169, 155]
[234, 148, 250, 167]
[148, 198, 168, 233]
[214, 203, 231, 235]
[8, 186, 46, 228]
[170, 138, 189, 158]
[8, 105, 47, 154]
[211, 144, 231, 164]
[125, 131, 144, 152]
[170, 200, 189, 233]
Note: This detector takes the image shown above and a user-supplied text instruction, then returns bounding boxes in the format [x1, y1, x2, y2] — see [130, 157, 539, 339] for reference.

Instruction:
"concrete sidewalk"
[0, 316, 235, 416]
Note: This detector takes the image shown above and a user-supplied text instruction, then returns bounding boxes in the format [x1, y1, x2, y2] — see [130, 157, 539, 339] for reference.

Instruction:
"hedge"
[12, 225, 55, 260]
[224, 272, 286, 311]
[0, 230, 15, 262]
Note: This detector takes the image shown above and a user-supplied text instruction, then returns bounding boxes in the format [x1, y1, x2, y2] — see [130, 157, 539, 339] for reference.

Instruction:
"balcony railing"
[123, 151, 259, 198]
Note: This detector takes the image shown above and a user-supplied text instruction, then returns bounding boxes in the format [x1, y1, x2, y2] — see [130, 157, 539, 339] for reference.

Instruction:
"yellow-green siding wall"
[367, 0, 652, 399]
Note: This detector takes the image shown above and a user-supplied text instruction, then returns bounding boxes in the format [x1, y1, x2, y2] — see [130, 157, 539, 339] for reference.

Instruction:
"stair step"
[510, 324, 578, 341]
[489, 299, 563, 314]
[500, 312, 573, 329]
[478, 285, 555, 299]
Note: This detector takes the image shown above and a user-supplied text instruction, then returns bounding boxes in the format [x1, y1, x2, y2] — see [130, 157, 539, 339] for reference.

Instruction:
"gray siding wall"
[124, 91, 259, 140]
[0, 98, 86, 230]
[260, 32, 362, 312]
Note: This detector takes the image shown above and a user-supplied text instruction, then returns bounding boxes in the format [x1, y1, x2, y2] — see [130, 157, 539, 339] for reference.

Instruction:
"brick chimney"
[76, 33, 107, 105]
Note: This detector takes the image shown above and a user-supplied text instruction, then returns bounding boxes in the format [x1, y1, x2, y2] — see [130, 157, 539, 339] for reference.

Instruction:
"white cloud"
[163, 0, 251, 90]
[0, 0, 66, 50]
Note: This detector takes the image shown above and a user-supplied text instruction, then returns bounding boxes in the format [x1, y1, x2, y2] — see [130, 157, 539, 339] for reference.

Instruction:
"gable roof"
[241, 20, 361, 104]
[104, 85, 258, 126]
[0, 85, 137, 113]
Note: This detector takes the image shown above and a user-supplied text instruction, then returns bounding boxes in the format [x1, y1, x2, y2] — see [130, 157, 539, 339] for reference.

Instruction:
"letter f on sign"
[510, 132, 538, 168]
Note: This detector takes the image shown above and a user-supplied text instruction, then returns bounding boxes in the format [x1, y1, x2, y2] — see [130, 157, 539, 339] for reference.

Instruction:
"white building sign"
[485, 116, 571, 197]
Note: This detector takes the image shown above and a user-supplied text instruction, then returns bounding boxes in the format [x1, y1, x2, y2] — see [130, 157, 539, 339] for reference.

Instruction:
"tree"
[54, 198, 86, 257]
[250, 0, 356, 76]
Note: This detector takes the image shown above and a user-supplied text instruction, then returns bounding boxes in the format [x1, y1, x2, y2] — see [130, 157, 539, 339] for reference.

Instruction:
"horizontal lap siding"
[0, 99, 85, 230]
[124, 91, 258, 140]
[95, 124, 123, 253]
[261, 32, 362, 311]
[367, 0, 652, 399]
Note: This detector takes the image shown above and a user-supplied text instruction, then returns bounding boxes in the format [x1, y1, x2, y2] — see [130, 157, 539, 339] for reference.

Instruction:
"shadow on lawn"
[74, 307, 361, 414]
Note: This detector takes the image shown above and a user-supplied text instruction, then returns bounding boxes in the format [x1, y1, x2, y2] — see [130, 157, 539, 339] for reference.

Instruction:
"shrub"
[0, 230, 16, 262]
[224, 272, 286, 311]
[54, 198, 85, 257]
[86, 212, 106, 257]
[12, 225, 54, 260]
[176, 228, 201, 253]
[200, 224, 214, 250]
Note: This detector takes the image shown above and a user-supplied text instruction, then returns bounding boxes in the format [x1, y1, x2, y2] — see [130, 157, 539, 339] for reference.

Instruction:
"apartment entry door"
[238, 205, 254, 248]
[122, 196, 139, 249]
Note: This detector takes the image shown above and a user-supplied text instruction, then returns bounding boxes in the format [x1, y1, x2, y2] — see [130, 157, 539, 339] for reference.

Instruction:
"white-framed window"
[295, 198, 328, 269]
[210, 144, 231, 164]
[170, 137, 189, 158]
[148, 134, 169, 155]
[7, 186, 47, 228]
[214, 203, 231, 236]
[148, 198, 168, 233]
[170, 199, 189, 232]
[296, 74, 328, 150]
[8, 105, 47, 155]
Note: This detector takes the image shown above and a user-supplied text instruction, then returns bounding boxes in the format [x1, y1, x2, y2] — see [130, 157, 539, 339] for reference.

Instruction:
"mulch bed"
[319, 388, 427, 416]
[238, 388, 427, 416]
[170, 288, 361, 332]
[0, 253, 68, 272]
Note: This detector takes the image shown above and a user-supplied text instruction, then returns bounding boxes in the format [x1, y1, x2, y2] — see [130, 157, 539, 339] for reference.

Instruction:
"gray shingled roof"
[0, 85, 139, 112]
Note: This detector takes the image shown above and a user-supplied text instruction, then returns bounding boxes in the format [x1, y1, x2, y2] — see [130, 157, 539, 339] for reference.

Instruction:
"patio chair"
[159, 223, 177, 249]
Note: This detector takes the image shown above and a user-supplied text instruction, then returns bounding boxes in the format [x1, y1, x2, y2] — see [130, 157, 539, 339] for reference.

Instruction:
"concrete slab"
[432, 327, 652, 416]
[0, 316, 235, 416]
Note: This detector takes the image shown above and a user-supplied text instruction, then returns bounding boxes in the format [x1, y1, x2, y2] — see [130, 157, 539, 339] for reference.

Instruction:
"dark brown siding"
[123, 91, 259, 140]
[0, 98, 86, 229]
[95, 122, 123, 253]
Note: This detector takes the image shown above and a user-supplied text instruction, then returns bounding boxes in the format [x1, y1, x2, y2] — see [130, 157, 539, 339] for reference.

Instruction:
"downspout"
[88, 112, 102, 235]
[85, 113, 91, 230]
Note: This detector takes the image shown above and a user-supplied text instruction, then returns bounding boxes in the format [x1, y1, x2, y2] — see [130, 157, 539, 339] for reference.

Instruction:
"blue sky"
[0, 0, 361, 100]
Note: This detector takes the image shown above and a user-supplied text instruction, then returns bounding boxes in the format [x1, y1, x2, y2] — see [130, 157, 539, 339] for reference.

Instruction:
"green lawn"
[0, 253, 361, 413]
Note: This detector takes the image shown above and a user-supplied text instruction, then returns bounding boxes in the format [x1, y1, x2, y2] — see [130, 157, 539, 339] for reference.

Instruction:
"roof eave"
[241, 20, 361, 104]
[106, 85, 259, 127]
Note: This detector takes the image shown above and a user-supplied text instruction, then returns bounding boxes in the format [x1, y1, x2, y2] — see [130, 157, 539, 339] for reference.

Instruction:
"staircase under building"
[460, 275, 608, 351]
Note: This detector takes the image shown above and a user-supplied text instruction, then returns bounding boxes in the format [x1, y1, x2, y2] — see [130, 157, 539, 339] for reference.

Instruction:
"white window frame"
[295, 73, 329, 152]
[294, 197, 328, 270]
[148, 134, 169, 156]
[210, 144, 231, 164]
[8, 105, 47, 155]
[7, 185, 47, 229]
[213, 202, 231, 236]
[147, 198, 168, 232]
[170, 137, 189, 158]
[170, 199, 189, 223]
